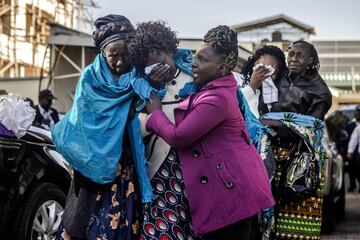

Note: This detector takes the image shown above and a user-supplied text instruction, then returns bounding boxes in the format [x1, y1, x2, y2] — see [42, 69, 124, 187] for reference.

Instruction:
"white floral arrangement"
[0, 93, 36, 138]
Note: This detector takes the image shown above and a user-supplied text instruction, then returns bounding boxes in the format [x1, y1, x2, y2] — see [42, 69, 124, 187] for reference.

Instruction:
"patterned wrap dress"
[139, 70, 199, 240]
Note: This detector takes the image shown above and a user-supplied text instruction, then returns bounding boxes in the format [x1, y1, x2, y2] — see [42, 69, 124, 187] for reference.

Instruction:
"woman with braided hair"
[54, 15, 149, 240]
[145, 25, 274, 240]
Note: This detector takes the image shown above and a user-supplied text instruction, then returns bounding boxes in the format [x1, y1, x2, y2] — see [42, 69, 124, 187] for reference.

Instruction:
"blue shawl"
[52, 48, 264, 203]
[52, 53, 154, 202]
[52, 49, 194, 203]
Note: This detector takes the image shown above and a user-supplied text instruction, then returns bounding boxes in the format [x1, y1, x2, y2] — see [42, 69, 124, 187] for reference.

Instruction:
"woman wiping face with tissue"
[239, 45, 286, 117]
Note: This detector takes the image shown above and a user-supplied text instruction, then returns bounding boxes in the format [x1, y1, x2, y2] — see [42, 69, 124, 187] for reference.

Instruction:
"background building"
[232, 14, 315, 53]
[0, 0, 96, 103]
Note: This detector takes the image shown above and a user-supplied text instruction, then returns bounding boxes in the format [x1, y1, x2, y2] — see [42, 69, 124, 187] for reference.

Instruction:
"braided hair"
[126, 21, 178, 74]
[240, 45, 286, 86]
[290, 40, 320, 75]
[92, 14, 134, 49]
[203, 25, 238, 74]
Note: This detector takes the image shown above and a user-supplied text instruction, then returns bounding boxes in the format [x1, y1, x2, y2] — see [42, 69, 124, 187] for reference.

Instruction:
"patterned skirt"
[86, 157, 142, 240]
[56, 156, 142, 240]
[271, 147, 324, 240]
[140, 149, 199, 240]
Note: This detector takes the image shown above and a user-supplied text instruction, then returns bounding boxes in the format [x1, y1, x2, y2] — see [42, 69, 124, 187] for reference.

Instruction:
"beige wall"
[0, 78, 50, 105]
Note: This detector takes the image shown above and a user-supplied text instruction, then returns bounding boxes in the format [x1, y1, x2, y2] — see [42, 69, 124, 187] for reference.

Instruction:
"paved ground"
[321, 192, 360, 240]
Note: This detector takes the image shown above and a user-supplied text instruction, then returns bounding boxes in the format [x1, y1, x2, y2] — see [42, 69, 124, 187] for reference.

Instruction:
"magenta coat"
[146, 74, 275, 234]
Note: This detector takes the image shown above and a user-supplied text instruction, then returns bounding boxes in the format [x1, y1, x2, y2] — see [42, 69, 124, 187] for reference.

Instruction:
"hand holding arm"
[146, 92, 229, 148]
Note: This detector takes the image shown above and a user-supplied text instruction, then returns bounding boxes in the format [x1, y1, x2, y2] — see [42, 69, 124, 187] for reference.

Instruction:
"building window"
[272, 31, 282, 42]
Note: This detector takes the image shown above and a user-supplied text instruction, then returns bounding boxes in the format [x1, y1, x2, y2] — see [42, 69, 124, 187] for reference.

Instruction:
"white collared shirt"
[38, 105, 55, 130]
[348, 122, 360, 154]
[233, 72, 260, 118]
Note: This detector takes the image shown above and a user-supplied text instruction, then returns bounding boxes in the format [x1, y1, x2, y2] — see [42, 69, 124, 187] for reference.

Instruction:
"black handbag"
[280, 138, 320, 202]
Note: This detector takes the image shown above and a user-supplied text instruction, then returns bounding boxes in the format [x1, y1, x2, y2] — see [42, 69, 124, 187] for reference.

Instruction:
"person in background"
[260, 40, 332, 239]
[24, 97, 35, 109]
[233, 45, 287, 239]
[145, 25, 274, 240]
[33, 89, 59, 130]
[259, 41, 332, 120]
[347, 104, 360, 192]
[0, 89, 8, 96]
[239, 45, 286, 118]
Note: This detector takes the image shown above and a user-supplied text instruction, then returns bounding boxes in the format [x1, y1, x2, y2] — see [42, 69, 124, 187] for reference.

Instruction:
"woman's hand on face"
[145, 92, 162, 114]
[249, 66, 269, 92]
[148, 64, 170, 85]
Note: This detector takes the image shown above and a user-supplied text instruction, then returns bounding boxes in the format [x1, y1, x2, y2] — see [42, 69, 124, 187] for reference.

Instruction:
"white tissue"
[253, 63, 278, 106]
[144, 63, 160, 75]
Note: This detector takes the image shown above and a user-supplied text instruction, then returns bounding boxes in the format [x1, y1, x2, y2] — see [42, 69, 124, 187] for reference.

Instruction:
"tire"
[334, 173, 346, 219]
[15, 182, 66, 240]
[321, 184, 336, 233]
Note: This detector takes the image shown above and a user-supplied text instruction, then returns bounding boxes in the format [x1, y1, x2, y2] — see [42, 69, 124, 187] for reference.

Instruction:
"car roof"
[337, 104, 358, 111]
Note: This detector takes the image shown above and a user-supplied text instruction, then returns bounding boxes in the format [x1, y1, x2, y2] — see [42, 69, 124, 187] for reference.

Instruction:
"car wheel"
[322, 181, 336, 233]
[334, 172, 346, 219]
[15, 182, 66, 240]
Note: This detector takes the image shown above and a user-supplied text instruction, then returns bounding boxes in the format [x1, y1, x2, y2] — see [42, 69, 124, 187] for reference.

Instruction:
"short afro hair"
[203, 25, 238, 74]
[127, 21, 178, 74]
[240, 45, 286, 87]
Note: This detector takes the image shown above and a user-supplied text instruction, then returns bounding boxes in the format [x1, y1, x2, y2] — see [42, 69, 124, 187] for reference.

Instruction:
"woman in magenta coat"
[145, 25, 275, 240]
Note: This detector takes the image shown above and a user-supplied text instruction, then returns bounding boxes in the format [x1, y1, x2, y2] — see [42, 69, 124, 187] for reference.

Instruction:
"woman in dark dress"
[55, 15, 143, 240]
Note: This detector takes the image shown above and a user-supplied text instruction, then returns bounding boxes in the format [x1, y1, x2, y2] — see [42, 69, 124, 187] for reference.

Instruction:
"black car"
[0, 126, 72, 239]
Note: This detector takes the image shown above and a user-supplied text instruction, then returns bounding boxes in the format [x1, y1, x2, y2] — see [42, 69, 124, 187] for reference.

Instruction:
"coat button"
[174, 94, 180, 100]
[216, 163, 223, 170]
[192, 150, 200, 158]
[200, 176, 208, 184]
[171, 80, 176, 85]
[226, 182, 234, 189]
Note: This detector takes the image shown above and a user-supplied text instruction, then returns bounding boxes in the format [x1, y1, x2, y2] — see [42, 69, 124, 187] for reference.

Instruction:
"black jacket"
[32, 105, 60, 129]
[259, 71, 332, 121]
[259, 71, 332, 145]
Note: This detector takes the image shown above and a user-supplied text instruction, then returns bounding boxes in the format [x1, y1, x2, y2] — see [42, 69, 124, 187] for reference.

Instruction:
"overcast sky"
[93, 0, 360, 40]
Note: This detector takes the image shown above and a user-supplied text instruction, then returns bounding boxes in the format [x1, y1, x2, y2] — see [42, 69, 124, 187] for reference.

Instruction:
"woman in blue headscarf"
[55, 15, 147, 240]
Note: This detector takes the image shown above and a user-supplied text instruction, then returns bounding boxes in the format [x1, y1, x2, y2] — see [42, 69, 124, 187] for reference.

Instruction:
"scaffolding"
[0, 0, 97, 78]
